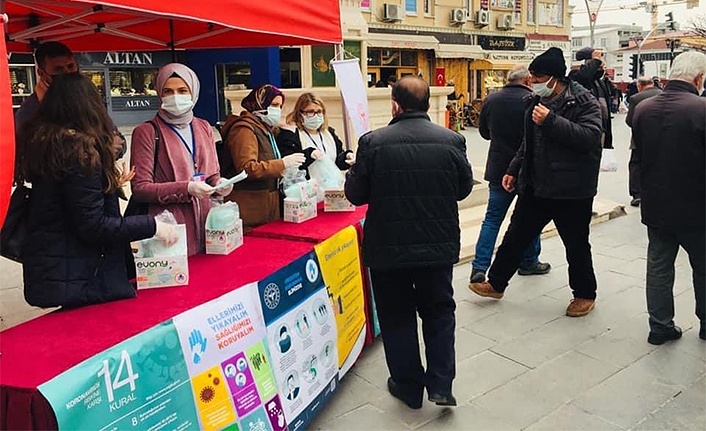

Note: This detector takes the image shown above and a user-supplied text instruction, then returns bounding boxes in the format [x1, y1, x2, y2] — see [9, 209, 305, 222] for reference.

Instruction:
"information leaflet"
[258, 252, 339, 431]
[314, 226, 367, 377]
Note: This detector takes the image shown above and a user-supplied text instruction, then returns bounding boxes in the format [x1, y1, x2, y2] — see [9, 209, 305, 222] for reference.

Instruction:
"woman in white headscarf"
[129, 63, 232, 256]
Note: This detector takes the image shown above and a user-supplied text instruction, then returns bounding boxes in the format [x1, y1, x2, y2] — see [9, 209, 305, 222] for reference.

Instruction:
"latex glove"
[215, 177, 233, 196]
[345, 152, 356, 166]
[154, 221, 179, 247]
[311, 149, 324, 160]
[188, 181, 215, 199]
[283, 153, 306, 168]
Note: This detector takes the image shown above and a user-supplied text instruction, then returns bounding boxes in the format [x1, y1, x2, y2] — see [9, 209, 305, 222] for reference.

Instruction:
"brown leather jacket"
[221, 111, 285, 227]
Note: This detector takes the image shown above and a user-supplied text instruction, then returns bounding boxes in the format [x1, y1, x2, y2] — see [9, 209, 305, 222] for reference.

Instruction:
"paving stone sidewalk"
[310, 212, 706, 430]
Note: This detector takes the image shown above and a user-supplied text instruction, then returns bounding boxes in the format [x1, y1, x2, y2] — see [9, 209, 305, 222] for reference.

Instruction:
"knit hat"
[529, 47, 567, 78]
[576, 46, 595, 61]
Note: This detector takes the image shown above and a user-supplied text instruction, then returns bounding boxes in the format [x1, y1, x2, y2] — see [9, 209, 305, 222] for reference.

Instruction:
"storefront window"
[368, 49, 382, 67]
[82, 70, 107, 105]
[109, 68, 158, 97]
[280, 48, 301, 89]
[10, 66, 35, 109]
[401, 50, 418, 67]
[381, 50, 401, 67]
[216, 62, 252, 118]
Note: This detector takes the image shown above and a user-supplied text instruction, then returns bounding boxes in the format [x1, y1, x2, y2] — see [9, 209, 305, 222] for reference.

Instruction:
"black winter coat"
[508, 80, 602, 199]
[345, 112, 474, 269]
[479, 84, 533, 183]
[632, 80, 706, 232]
[23, 170, 156, 308]
[568, 59, 613, 149]
[276, 126, 352, 171]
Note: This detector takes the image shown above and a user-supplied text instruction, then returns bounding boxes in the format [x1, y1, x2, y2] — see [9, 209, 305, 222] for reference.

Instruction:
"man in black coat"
[345, 76, 473, 409]
[625, 76, 662, 207]
[632, 51, 706, 345]
[470, 47, 602, 318]
[569, 46, 613, 149]
[470, 65, 550, 284]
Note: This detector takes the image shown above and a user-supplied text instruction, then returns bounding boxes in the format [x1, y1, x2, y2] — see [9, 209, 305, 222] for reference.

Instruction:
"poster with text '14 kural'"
[259, 252, 339, 431]
[39, 283, 287, 431]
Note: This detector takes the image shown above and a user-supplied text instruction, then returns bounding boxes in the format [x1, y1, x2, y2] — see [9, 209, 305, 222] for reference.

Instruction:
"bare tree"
[688, 15, 706, 38]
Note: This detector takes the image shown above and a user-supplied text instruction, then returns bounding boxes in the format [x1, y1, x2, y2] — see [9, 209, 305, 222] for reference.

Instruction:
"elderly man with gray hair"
[632, 51, 706, 345]
[469, 64, 551, 284]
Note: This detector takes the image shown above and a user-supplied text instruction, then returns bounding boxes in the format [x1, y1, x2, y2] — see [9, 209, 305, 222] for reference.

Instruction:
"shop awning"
[435, 44, 484, 59]
[470, 59, 528, 70]
[367, 34, 439, 51]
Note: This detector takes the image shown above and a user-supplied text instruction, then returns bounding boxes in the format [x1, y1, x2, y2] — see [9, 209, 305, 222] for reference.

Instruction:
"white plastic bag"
[206, 199, 240, 230]
[600, 148, 619, 172]
[308, 157, 345, 202]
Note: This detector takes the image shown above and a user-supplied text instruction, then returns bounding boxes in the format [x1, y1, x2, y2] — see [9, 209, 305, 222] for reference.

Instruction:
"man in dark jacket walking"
[470, 65, 550, 284]
[632, 51, 706, 345]
[625, 76, 662, 207]
[569, 47, 613, 149]
[469, 47, 602, 318]
[345, 76, 473, 409]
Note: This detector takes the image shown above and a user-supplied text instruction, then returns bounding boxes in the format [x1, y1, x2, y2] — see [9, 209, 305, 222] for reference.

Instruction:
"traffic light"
[665, 12, 676, 31]
[629, 54, 638, 80]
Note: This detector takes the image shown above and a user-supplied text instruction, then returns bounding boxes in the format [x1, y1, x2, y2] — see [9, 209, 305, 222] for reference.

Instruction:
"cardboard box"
[206, 219, 244, 255]
[134, 225, 189, 289]
[283, 181, 318, 223]
[324, 189, 355, 212]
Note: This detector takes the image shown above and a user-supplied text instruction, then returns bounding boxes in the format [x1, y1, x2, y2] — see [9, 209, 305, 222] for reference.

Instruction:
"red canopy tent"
[0, 0, 342, 226]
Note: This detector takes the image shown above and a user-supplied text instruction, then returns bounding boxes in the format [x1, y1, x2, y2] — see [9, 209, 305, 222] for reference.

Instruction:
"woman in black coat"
[18, 74, 177, 308]
[276, 92, 354, 171]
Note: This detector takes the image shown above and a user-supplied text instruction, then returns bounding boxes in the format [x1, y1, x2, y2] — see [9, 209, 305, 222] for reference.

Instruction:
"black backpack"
[215, 120, 236, 178]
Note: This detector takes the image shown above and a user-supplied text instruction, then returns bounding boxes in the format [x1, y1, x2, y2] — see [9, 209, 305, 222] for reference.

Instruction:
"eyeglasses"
[301, 110, 324, 117]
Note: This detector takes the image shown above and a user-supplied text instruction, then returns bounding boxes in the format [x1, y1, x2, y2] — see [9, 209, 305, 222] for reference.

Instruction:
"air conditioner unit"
[475, 9, 490, 27]
[450, 8, 468, 25]
[383, 3, 403, 22]
[497, 13, 515, 30]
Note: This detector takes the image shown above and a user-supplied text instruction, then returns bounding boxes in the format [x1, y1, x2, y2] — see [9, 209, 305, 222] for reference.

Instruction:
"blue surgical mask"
[303, 114, 324, 130]
[256, 106, 282, 127]
[533, 77, 556, 98]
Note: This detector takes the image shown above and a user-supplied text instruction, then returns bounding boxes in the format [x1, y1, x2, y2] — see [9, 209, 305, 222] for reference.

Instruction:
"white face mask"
[256, 106, 282, 127]
[161, 94, 194, 116]
[303, 114, 324, 130]
[533, 77, 556, 98]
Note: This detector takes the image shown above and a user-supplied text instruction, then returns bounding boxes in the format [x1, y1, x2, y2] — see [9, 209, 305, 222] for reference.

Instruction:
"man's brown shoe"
[566, 298, 595, 317]
[469, 281, 503, 299]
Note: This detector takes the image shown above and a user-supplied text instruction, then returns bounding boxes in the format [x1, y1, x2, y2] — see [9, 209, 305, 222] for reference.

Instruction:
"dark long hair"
[19, 73, 119, 193]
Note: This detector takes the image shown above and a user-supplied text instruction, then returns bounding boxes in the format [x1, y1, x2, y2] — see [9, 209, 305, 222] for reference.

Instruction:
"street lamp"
[665, 38, 681, 66]
[583, 0, 606, 47]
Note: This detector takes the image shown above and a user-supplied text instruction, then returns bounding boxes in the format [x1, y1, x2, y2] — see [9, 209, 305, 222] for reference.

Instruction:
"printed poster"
[314, 226, 367, 377]
[38, 321, 200, 431]
[172, 283, 287, 431]
[259, 252, 339, 431]
[331, 59, 371, 139]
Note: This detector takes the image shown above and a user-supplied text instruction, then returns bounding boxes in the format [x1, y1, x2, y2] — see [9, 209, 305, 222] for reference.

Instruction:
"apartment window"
[600, 38, 607, 48]
[527, 0, 536, 24]
[424, 0, 431, 15]
[405, 0, 417, 14]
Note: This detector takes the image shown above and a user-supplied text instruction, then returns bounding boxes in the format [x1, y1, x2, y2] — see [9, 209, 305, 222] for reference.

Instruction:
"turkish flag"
[435, 68, 446, 87]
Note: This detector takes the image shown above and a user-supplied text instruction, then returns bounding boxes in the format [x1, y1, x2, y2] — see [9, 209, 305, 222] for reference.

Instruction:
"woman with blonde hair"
[277, 92, 354, 171]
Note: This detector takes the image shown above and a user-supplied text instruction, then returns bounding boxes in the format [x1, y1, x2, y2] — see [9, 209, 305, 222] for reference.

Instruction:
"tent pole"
[334, 44, 353, 151]
[169, 19, 175, 62]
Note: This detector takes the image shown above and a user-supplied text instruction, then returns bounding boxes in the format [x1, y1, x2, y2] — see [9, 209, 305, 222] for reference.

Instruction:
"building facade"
[571, 24, 644, 83]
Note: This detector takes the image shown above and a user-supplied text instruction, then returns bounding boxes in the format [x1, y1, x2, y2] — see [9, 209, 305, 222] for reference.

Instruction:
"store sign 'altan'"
[103, 52, 154, 66]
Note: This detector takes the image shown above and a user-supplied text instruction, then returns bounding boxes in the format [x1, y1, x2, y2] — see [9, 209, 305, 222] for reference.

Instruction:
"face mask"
[257, 106, 282, 127]
[533, 77, 556, 98]
[303, 114, 324, 130]
[161, 94, 194, 116]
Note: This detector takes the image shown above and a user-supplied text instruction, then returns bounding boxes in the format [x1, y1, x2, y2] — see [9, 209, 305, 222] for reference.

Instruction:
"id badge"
[192, 172, 205, 182]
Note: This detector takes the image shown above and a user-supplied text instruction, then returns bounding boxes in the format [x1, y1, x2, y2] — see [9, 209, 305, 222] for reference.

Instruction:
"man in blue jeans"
[471, 65, 550, 284]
